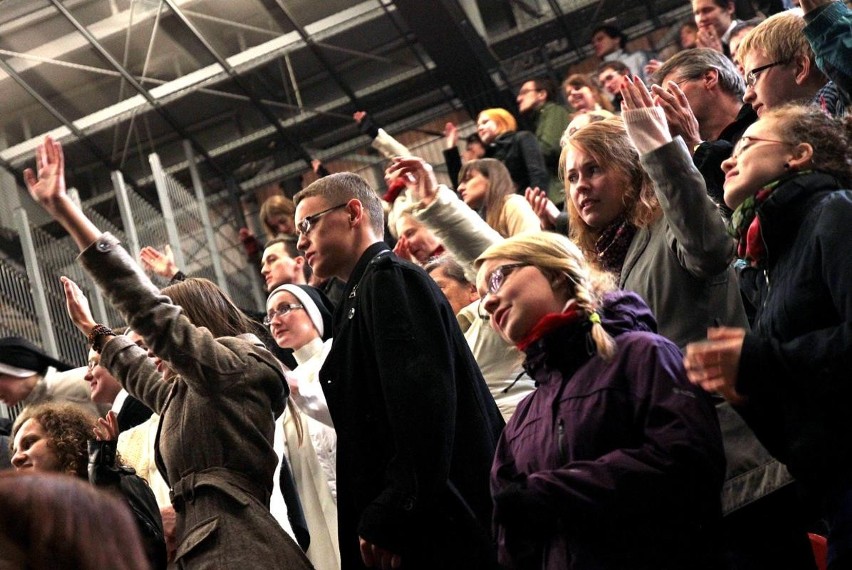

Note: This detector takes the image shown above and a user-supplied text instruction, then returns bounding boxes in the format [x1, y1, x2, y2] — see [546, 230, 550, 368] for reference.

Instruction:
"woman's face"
[11, 419, 62, 473]
[476, 115, 499, 144]
[566, 145, 630, 230]
[478, 258, 567, 344]
[565, 85, 595, 112]
[266, 291, 319, 351]
[721, 116, 793, 209]
[458, 169, 490, 209]
[266, 214, 296, 236]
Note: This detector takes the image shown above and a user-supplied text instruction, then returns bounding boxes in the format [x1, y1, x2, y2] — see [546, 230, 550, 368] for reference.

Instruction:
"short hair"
[592, 24, 627, 50]
[523, 77, 557, 102]
[424, 254, 470, 286]
[465, 133, 484, 146]
[736, 11, 815, 70]
[475, 231, 617, 358]
[560, 118, 659, 258]
[692, 0, 733, 9]
[294, 172, 385, 236]
[264, 236, 301, 259]
[729, 16, 763, 40]
[0, 472, 150, 570]
[477, 108, 518, 135]
[764, 104, 852, 186]
[596, 60, 630, 77]
[651, 48, 745, 98]
[680, 21, 699, 33]
[11, 403, 97, 479]
[259, 194, 296, 239]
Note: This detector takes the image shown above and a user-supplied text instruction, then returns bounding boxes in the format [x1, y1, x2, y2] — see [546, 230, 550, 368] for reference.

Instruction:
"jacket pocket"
[175, 516, 219, 567]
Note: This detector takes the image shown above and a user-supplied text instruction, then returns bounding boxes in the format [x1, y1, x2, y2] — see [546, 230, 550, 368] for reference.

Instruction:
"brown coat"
[83, 234, 312, 569]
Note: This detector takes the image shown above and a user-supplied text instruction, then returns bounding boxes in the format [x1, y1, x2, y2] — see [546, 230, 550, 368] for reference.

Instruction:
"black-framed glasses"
[732, 135, 791, 159]
[296, 203, 348, 236]
[745, 60, 790, 89]
[477, 263, 529, 319]
[263, 303, 304, 326]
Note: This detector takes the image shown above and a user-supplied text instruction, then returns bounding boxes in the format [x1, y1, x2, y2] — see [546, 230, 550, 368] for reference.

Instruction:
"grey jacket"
[82, 234, 312, 569]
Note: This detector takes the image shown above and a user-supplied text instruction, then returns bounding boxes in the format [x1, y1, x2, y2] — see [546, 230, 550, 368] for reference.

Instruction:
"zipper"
[557, 418, 566, 464]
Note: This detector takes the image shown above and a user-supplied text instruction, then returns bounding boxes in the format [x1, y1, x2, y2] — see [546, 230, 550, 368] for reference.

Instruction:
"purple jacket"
[491, 291, 725, 569]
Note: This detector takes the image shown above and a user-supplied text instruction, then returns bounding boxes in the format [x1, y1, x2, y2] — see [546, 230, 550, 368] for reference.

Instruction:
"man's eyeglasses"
[296, 203, 348, 236]
[87, 360, 98, 373]
[745, 60, 790, 89]
[477, 263, 528, 319]
[263, 303, 304, 325]
[731, 135, 791, 159]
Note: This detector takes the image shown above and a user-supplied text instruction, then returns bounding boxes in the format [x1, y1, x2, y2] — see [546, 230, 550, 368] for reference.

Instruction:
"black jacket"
[320, 242, 504, 569]
[488, 131, 550, 193]
[116, 395, 153, 432]
[736, 171, 852, 508]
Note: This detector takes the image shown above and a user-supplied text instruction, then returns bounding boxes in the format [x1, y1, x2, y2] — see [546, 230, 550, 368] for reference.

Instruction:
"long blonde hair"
[559, 118, 660, 263]
[475, 231, 617, 359]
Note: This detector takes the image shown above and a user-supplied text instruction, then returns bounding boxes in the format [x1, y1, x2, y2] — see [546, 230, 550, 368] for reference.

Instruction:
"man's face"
[741, 49, 797, 117]
[598, 68, 627, 96]
[693, 0, 734, 38]
[591, 31, 620, 58]
[516, 81, 546, 114]
[261, 242, 304, 291]
[295, 196, 353, 281]
[428, 267, 478, 315]
[0, 373, 36, 406]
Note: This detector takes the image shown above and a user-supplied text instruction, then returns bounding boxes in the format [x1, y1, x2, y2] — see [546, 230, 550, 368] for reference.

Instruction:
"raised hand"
[93, 411, 120, 441]
[392, 235, 415, 263]
[524, 187, 559, 230]
[620, 75, 656, 111]
[444, 122, 459, 149]
[140, 245, 179, 279]
[696, 25, 723, 53]
[385, 157, 439, 206]
[651, 81, 702, 149]
[61, 276, 97, 336]
[23, 135, 67, 210]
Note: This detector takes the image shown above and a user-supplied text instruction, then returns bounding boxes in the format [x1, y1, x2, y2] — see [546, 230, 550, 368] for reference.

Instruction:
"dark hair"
[162, 277, 263, 338]
[465, 133, 484, 146]
[592, 24, 626, 49]
[0, 472, 149, 570]
[11, 403, 97, 479]
[524, 77, 557, 102]
[458, 158, 517, 236]
[596, 60, 630, 77]
[263, 236, 310, 281]
[294, 172, 385, 236]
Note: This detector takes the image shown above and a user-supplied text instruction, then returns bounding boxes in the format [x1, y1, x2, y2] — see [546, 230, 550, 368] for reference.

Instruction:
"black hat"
[267, 284, 335, 341]
[0, 336, 73, 377]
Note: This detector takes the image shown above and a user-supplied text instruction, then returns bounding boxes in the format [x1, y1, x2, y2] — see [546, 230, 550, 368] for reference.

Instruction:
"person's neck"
[293, 337, 325, 366]
[702, 96, 744, 141]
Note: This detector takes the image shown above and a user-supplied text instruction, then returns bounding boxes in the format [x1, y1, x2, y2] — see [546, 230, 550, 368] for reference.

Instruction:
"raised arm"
[621, 77, 734, 278]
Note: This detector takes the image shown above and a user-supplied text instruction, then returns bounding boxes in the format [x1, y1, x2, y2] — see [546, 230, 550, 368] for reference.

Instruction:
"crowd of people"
[2, 0, 851, 568]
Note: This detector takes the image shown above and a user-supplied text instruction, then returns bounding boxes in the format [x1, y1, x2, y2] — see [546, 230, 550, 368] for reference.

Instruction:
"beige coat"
[83, 234, 312, 569]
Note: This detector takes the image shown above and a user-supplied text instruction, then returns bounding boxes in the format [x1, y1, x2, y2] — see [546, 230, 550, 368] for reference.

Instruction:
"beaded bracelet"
[88, 323, 116, 354]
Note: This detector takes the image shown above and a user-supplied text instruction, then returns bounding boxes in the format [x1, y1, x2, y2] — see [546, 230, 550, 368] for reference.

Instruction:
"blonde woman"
[476, 231, 724, 569]
[475, 108, 549, 193]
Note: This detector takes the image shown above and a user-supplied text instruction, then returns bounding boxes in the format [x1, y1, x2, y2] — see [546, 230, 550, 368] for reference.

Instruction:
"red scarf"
[516, 308, 582, 352]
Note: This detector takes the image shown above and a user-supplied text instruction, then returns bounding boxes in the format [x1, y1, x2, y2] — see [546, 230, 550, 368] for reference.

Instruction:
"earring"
[783, 162, 790, 169]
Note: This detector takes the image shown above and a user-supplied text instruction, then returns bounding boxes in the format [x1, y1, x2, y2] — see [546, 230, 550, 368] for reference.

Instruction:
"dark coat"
[488, 131, 550, 193]
[736, 172, 852, 508]
[319, 242, 505, 569]
[83, 234, 312, 569]
[116, 395, 153, 432]
[492, 292, 725, 570]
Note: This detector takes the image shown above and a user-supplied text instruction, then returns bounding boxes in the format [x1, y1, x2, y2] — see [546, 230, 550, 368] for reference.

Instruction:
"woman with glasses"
[24, 136, 312, 570]
[265, 283, 340, 570]
[476, 231, 725, 570]
[683, 103, 852, 568]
